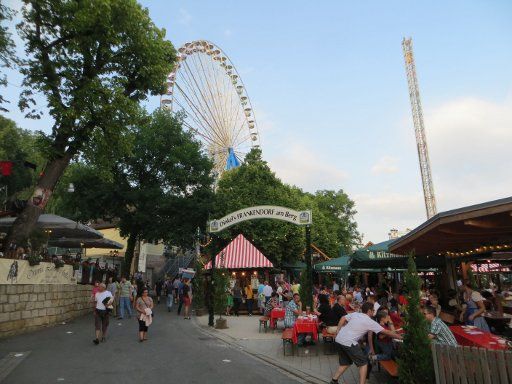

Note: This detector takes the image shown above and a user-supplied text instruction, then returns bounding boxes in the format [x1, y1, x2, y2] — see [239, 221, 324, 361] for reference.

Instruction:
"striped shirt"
[430, 317, 457, 346]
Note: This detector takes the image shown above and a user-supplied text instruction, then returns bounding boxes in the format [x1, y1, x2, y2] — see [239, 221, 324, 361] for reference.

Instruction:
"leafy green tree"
[7, 0, 175, 245]
[50, 110, 214, 274]
[0, 116, 44, 201]
[0, 0, 15, 110]
[212, 148, 360, 265]
[398, 255, 434, 384]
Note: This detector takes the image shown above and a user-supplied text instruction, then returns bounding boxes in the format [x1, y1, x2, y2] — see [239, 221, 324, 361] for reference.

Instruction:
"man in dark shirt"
[325, 295, 348, 333]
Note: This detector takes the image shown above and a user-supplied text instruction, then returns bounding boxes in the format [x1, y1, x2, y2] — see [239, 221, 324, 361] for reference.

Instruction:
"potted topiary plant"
[213, 268, 229, 329]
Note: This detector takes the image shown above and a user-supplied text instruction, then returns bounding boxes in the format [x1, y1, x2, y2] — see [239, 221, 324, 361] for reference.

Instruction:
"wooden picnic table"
[270, 308, 285, 329]
[292, 316, 319, 344]
[449, 325, 509, 351]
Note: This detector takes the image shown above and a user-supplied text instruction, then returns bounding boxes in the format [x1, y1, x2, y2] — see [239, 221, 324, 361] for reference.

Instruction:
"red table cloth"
[292, 317, 319, 344]
[270, 308, 285, 329]
[449, 325, 509, 351]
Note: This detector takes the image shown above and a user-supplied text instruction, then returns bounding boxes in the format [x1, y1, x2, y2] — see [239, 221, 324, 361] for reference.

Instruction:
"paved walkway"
[0, 304, 304, 384]
[196, 314, 395, 384]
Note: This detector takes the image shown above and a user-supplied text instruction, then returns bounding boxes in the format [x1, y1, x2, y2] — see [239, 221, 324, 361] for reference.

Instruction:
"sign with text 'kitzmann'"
[209, 206, 312, 233]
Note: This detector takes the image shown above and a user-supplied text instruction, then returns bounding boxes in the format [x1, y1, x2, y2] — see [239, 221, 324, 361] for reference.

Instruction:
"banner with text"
[209, 206, 312, 233]
[0, 259, 76, 285]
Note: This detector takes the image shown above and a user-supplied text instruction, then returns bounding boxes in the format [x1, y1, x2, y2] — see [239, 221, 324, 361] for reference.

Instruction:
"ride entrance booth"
[205, 234, 274, 294]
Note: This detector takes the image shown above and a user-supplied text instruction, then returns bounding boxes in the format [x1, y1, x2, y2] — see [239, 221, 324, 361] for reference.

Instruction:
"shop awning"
[205, 234, 273, 269]
[314, 255, 350, 272]
[350, 239, 444, 270]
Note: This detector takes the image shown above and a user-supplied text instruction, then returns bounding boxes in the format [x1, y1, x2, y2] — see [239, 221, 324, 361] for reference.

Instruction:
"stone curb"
[192, 316, 328, 384]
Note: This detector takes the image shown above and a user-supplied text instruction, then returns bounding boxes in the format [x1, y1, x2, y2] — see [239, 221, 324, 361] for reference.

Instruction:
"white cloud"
[426, 95, 512, 208]
[178, 8, 192, 25]
[267, 141, 348, 192]
[371, 156, 399, 174]
[354, 192, 425, 242]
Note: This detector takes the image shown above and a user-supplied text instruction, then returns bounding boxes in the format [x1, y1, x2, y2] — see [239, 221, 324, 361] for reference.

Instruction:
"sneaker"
[93, 339, 99, 345]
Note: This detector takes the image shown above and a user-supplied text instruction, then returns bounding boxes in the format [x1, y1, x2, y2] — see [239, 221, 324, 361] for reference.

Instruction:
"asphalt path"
[0, 303, 302, 384]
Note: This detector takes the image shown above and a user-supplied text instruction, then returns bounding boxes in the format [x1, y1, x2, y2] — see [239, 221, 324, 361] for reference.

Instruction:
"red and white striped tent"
[204, 234, 273, 270]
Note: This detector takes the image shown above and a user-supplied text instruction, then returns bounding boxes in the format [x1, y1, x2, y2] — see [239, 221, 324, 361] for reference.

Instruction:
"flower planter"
[194, 308, 206, 317]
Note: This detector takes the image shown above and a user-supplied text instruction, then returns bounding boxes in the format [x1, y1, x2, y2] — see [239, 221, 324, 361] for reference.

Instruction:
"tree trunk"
[122, 231, 138, 277]
[6, 154, 73, 246]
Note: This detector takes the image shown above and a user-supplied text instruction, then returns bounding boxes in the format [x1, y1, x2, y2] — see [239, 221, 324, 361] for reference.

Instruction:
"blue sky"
[3, 1, 512, 245]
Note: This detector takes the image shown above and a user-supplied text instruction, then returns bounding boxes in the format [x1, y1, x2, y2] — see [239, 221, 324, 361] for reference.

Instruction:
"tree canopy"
[8, 0, 176, 243]
[211, 148, 360, 265]
[0, 0, 15, 110]
[50, 109, 214, 272]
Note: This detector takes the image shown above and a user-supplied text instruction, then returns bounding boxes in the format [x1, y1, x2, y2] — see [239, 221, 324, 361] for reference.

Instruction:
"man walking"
[164, 276, 174, 312]
[107, 277, 118, 318]
[118, 277, 133, 320]
[330, 302, 402, 384]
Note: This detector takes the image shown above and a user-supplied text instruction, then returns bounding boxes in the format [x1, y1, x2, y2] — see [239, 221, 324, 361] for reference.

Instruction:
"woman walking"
[136, 288, 154, 342]
[93, 283, 113, 345]
[182, 278, 192, 319]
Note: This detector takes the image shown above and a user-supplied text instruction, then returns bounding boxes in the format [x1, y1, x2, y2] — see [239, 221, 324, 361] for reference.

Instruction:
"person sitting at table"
[427, 294, 442, 317]
[344, 294, 356, 312]
[423, 305, 457, 346]
[263, 292, 279, 317]
[368, 309, 396, 362]
[317, 294, 332, 326]
[461, 280, 490, 331]
[284, 293, 309, 346]
[324, 295, 348, 334]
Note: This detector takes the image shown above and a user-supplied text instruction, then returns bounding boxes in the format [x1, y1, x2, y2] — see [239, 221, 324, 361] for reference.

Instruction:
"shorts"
[138, 319, 148, 332]
[337, 344, 368, 367]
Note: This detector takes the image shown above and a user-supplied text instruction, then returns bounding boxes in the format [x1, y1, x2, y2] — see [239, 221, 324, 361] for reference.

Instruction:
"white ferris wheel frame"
[160, 40, 261, 175]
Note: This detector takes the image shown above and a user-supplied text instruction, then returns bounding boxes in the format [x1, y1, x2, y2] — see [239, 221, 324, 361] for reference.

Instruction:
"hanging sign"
[209, 205, 312, 233]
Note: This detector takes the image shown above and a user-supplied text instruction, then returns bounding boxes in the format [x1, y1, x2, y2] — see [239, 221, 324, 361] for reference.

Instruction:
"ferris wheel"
[160, 40, 261, 176]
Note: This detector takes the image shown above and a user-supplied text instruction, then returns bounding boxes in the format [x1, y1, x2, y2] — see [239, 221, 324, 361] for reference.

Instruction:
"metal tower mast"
[402, 37, 437, 219]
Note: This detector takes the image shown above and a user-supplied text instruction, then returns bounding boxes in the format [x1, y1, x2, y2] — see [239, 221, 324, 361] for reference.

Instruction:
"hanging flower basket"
[28, 254, 42, 266]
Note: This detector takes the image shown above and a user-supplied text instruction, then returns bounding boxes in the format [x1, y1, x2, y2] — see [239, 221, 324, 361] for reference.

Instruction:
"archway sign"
[206, 206, 313, 327]
[209, 205, 312, 233]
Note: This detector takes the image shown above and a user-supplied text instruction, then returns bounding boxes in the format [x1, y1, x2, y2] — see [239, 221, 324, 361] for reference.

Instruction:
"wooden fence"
[431, 344, 512, 384]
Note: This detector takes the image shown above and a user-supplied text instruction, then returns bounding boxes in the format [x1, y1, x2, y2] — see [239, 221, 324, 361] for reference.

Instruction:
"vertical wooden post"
[305, 225, 313, 308]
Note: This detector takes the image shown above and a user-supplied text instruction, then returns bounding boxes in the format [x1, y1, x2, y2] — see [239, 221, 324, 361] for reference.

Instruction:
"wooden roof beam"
[464, 219, 501, 229]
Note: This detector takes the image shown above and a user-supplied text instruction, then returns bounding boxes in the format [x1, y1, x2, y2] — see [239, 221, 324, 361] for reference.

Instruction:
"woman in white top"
[93, 283, 113, 345]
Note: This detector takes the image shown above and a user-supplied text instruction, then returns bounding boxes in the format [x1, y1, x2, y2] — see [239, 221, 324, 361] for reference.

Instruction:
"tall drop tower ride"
[402, 37, 437, 219]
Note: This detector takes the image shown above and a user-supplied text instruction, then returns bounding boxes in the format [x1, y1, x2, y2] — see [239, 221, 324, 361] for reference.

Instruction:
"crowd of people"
[90, 275, 194, 345]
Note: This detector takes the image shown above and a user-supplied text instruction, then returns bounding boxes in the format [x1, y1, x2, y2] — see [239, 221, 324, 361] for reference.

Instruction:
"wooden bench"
[321, 328, 337, 355]
[282, 328, 294, 356]
[259, 316, 269, 333]
[378, 360, 398, 377]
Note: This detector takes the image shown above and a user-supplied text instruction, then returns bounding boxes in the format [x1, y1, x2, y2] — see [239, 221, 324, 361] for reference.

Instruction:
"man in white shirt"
[263, 281, 273, 305]
[330, 302, 402, 384]
[93, 283, 113, 345]
[367, 294, 380, 313]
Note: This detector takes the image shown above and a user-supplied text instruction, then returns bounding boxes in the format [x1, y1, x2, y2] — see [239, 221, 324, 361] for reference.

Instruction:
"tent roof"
[0, 214, 103, 239]
[314, 255, 350, 272]
[350, 239, 444, 269]
[205, 234, 273, 269]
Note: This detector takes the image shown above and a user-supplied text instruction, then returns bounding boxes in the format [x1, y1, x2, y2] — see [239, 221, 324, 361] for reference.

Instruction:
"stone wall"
[0, 284, 92, 338]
